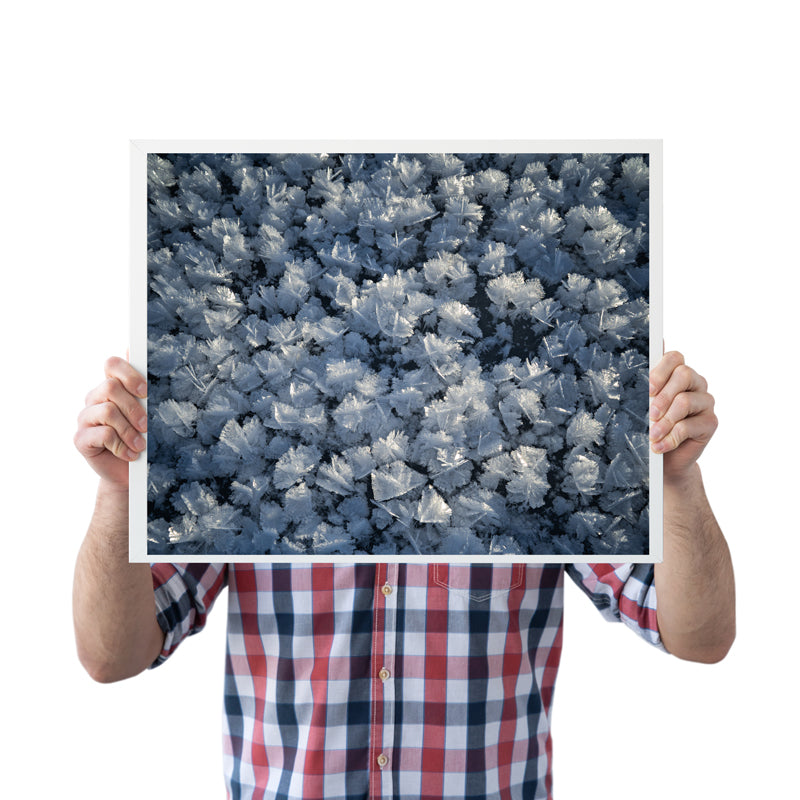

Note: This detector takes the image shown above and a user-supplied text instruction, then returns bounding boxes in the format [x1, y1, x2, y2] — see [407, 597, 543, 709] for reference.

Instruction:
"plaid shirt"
[152, 563, 664, 800]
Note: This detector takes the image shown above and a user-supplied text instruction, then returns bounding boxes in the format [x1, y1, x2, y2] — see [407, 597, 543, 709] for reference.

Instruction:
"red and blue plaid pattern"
[151, 562, 663, 799]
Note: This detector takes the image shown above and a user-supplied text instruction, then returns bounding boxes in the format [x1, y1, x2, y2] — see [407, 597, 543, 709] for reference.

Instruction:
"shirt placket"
[370, 562, 398, 798]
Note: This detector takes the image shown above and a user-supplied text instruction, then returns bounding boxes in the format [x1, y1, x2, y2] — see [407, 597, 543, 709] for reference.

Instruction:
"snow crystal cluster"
[146, 152, 651, 557]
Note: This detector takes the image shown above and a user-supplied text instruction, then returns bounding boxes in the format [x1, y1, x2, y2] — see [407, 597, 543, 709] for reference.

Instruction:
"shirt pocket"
[432, 563, 525, 603]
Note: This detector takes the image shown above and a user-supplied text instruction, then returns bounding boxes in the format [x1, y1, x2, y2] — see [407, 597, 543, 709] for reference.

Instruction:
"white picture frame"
[130, 140, 663, 563]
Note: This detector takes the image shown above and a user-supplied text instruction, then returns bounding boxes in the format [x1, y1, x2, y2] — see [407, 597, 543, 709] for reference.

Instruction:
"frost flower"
[146, 151, 651, 556]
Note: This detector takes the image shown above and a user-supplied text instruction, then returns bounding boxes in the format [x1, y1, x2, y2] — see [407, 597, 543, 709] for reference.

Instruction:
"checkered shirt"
[151, 563, 664, 800]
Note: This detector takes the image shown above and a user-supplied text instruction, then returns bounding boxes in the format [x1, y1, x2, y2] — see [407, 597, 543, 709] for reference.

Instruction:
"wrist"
[97, 478, 130, 503]
[663, 461, 703, 494]
[89, 479, 131, 553]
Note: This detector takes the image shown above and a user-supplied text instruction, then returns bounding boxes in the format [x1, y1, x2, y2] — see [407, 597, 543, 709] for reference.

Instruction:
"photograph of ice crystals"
[145, 151, 653, 558]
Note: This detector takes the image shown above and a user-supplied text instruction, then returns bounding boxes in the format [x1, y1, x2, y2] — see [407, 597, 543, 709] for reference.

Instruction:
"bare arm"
[73, 356, 165, 683]
[648, 351, 735, 663]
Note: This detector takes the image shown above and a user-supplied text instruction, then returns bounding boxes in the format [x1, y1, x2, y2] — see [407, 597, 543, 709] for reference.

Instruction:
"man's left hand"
[648, 350, 718, 483]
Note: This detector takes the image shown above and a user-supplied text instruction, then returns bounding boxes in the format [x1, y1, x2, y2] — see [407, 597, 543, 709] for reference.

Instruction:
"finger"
[85, 377, 148, 434]
[104, 355, 147, 399]
[78, 401, 147, 454]
[650, 412, 718, 454]
[649, 391, 715, 442]
[74, 420, 141, 462]
[649, 350, 684, 397]
[649, 363, 708, 423]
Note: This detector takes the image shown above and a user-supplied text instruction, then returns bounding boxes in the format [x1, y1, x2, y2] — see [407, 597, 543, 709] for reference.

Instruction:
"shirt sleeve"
[565, 563, 667, 651]
[149, 563, 228, 668]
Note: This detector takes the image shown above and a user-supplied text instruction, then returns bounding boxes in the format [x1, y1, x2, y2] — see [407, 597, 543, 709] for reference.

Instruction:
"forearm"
[73, 480, 165, 682]
[654, 464, 735, 663]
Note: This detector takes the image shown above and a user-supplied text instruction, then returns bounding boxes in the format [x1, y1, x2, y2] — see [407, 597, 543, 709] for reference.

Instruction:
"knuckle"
[121, 420, 137, 445]
[668, 421, 686, 448]
[98, 401, 117, 425]
[665, 350, 684, 367]
[103, 428, 125, 457]
[104, 355, 123, 375]
[76, 412, 91, 434]
[102, 377, 124, 403]
[672, 393, 690, 418]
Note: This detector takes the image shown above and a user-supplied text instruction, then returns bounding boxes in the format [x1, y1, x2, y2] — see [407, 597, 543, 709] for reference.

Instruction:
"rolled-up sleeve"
[566, 563, 666, 651]
[149, 563, 228, 667]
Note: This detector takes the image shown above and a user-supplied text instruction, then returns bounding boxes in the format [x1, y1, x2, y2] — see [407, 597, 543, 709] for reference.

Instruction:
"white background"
[2, 2, 796, 797]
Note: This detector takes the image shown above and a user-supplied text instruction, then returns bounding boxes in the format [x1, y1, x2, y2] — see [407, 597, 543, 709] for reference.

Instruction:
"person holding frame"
[73, 347, 734, 800]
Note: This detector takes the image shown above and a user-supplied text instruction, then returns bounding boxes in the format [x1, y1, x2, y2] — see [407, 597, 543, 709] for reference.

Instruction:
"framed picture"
[130, 141, 662, 562]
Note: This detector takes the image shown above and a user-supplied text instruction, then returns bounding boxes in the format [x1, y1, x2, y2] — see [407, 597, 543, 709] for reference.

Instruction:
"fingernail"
[138, 416, 148, 432]
[136, 382, 147, 397]
[649, 382, 656, 396]
[125, 448, 139, 460]
[133, 435, 146, 450]
[649, 404, 659, 420]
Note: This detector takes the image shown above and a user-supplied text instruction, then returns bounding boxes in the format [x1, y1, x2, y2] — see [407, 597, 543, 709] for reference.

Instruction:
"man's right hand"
[74, 356, 148, 490]
[73, 356, 165, 682]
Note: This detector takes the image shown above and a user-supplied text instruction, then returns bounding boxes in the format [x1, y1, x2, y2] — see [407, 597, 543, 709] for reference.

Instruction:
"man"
[73, 350, 734, 800]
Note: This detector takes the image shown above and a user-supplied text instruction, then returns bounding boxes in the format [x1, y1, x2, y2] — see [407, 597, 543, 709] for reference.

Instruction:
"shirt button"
[381, 584, 392, 596]
[377, 753, 389, 768]
[378, 668, 390, 681]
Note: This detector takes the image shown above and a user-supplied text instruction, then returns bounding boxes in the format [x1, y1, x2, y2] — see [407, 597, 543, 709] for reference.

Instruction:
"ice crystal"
[147, 151, 651, 556]
[273, 444, 321, 489]
[415, 487, 452, 525]
[315, 455, 355, 496]
[566, 409, 605, 448]
[156, 399, 198, 438]
[371, 461, 428, 502]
